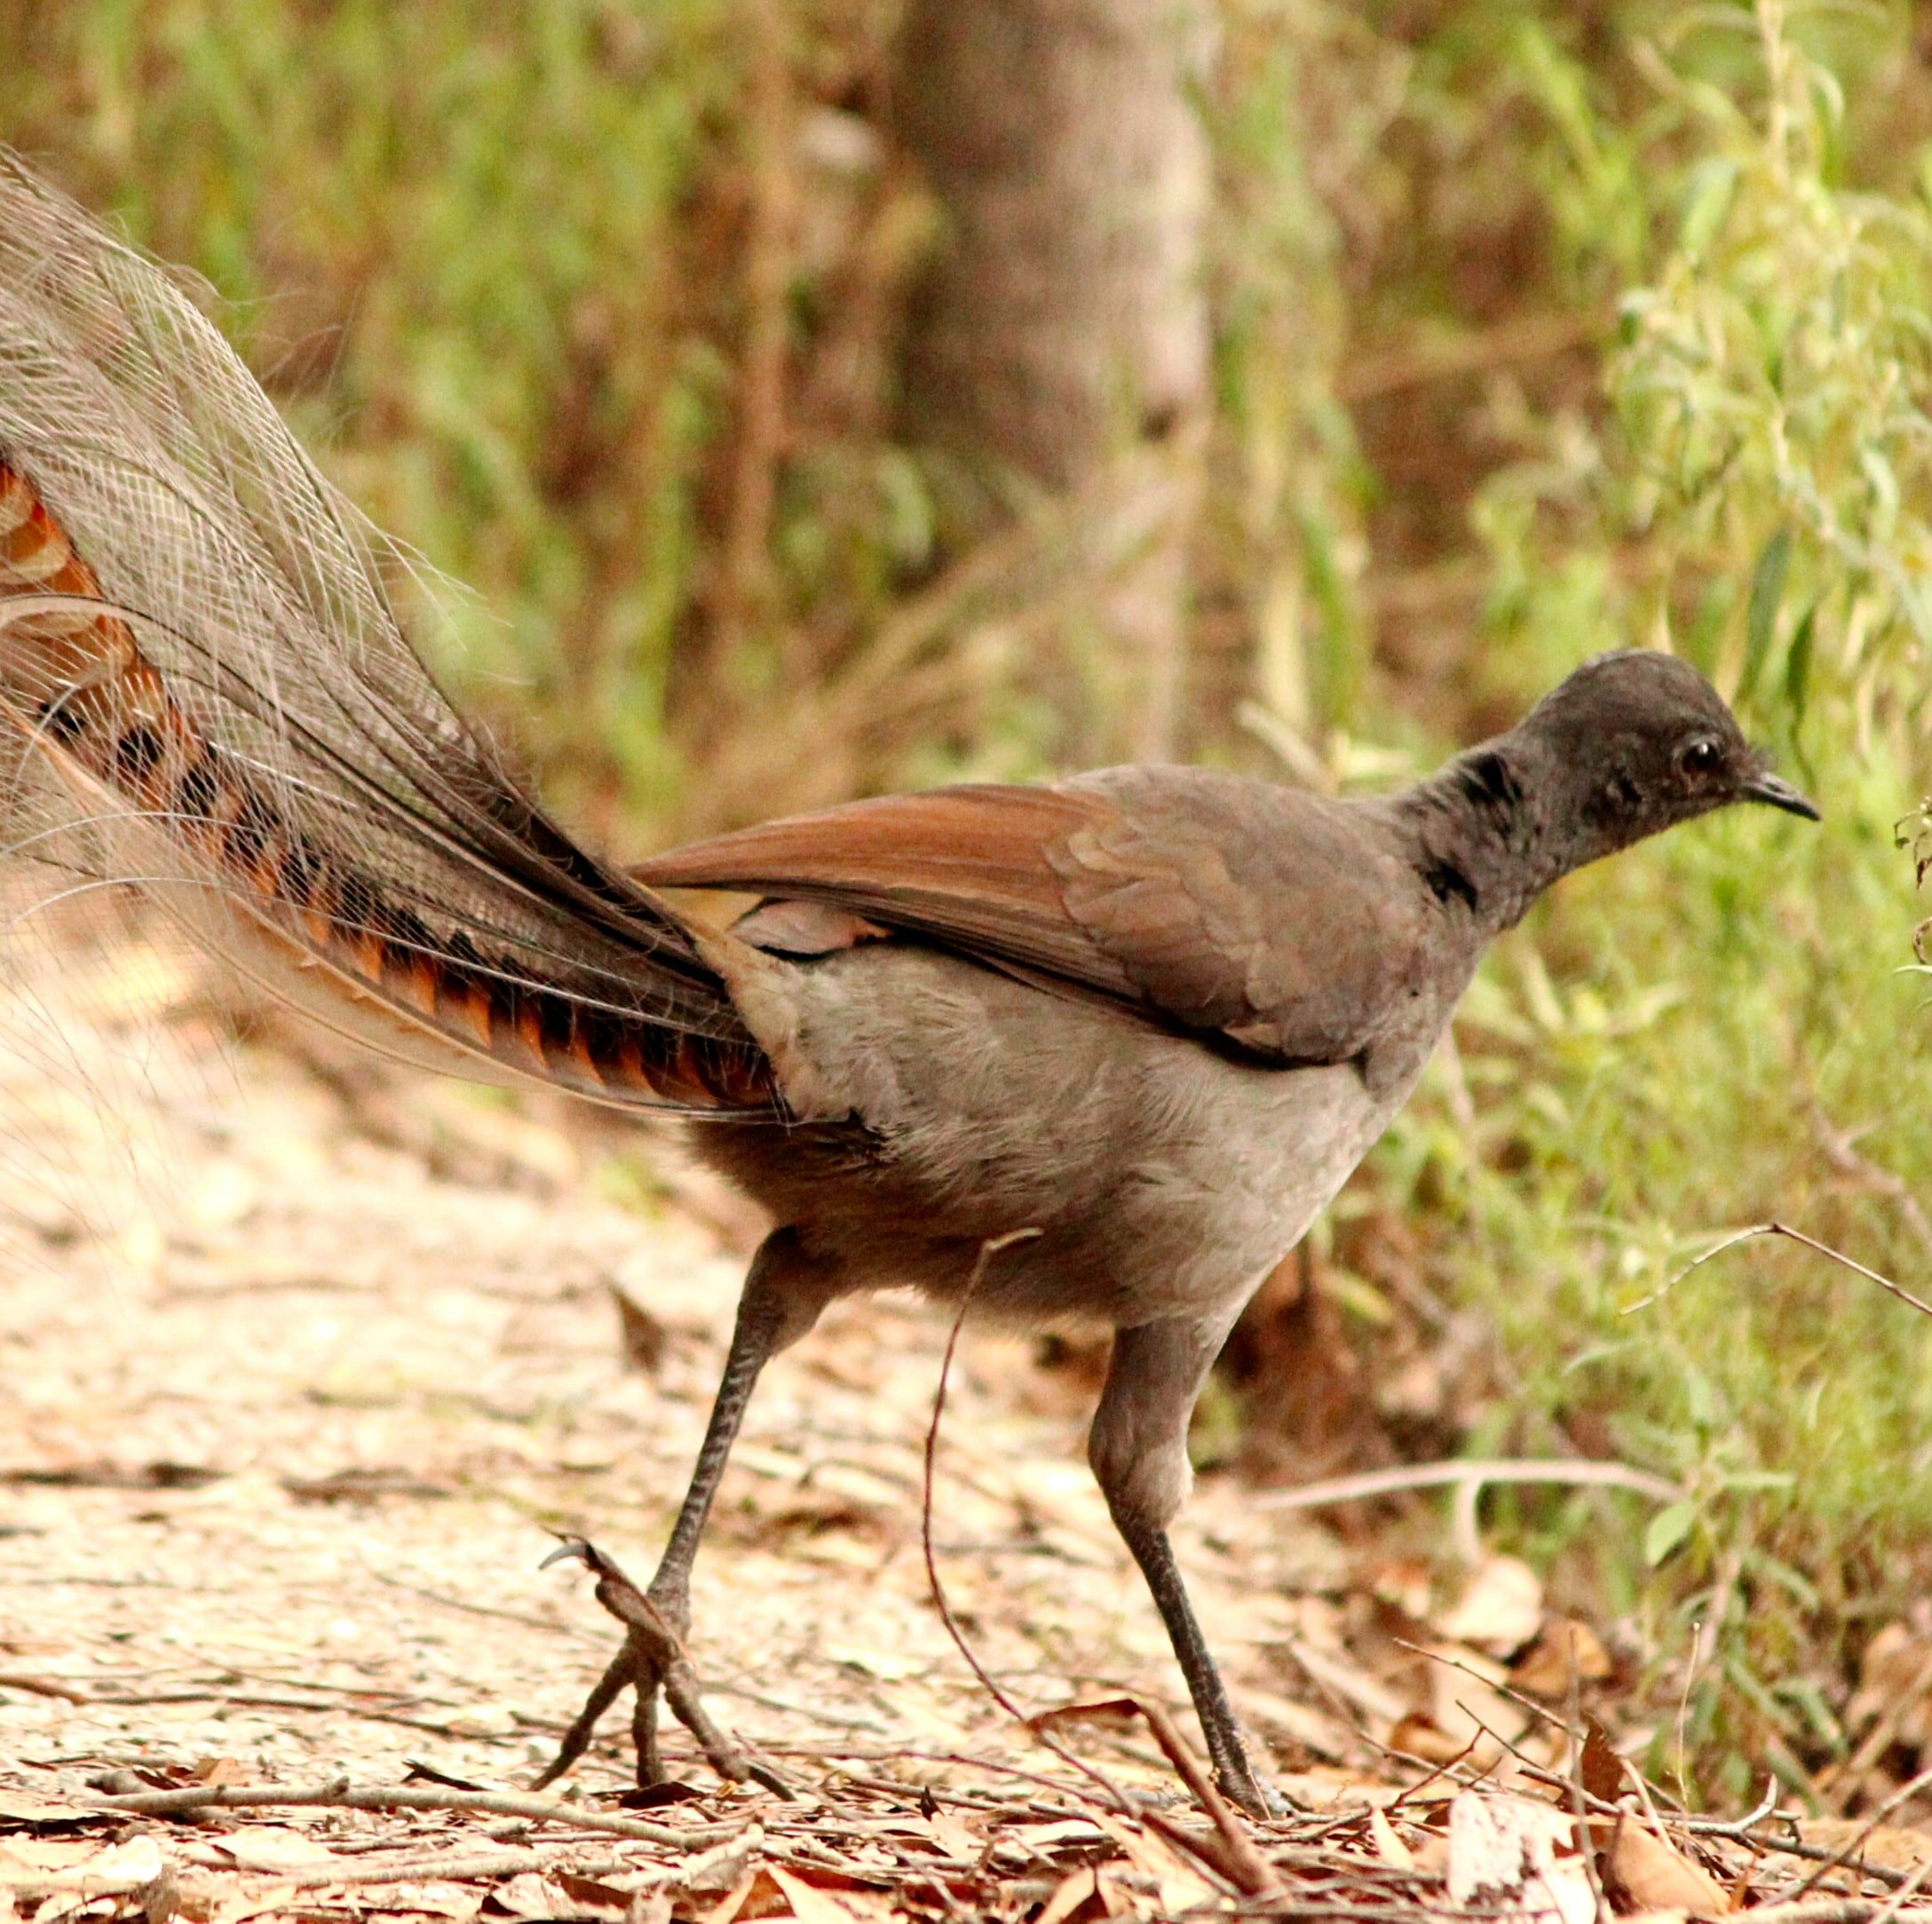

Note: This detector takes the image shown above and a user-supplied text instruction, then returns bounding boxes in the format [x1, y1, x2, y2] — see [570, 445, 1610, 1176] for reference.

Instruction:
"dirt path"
[0, 930, 1888, 1920]
[0, 929, 1399, 1912]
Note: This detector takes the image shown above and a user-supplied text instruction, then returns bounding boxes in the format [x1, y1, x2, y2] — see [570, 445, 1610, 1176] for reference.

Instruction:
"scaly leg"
[1088, 1314, 1278, 1817]
[534, 1226, 845, 1793]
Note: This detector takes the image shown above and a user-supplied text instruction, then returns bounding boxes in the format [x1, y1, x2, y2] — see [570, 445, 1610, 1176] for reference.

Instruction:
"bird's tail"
[0, 155, 775, 1119]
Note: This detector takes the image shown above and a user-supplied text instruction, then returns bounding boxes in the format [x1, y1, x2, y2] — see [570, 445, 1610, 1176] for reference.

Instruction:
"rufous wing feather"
[636, 769, 1434, 1065]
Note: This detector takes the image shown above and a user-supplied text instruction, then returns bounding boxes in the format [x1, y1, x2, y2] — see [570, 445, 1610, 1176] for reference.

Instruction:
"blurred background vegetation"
[7, 0, 1932, 1808]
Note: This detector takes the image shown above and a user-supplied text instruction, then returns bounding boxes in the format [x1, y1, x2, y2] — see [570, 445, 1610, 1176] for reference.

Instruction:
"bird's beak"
[1740, 764, 1821, 820]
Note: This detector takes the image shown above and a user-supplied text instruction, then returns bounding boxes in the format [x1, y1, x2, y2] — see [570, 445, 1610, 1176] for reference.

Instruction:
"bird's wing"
[632, 770, 1437, 1065]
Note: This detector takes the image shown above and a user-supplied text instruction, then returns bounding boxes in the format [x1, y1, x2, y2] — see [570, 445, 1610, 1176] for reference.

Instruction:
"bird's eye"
[1680, 738, 1721, 776]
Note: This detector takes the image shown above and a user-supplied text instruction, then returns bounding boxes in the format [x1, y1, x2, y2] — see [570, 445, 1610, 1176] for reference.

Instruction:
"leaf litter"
[2, 924, 1930, 1920]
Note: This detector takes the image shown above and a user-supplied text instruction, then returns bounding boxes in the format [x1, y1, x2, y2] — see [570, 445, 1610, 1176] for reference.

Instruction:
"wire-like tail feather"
[0, 156, 777, 1117]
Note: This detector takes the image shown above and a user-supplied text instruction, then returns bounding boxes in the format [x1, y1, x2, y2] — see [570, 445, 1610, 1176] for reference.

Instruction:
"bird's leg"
[535, 1227, 844, 1793]
[1088, 1313, 1277, 1817]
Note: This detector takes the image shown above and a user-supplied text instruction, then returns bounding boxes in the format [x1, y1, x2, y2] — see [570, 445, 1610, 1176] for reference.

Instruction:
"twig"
[1784, 1762, 1932, 1902]
[1668, 1546, 1742, 1809]
[1623, 1223, 1932, 1322]
[78, 1688, 520, 1743]
[288, 1849, 562, 1888]
[1391, 1639, 1578, 1746]
[1035, 1698, 1279, 1895]
[1744, 1902, 1932, 1924]
[918, 1233, 1112, 1809]
[286, 1826, 759, 1892]
[1675, 1776, 1781, 1837]
[83, 1778, 740, 1849]
[1730, 1833, 1916, 1889]
[0, 1672, 88, 1701]
[1254, 1458, 1680, 1515]
[1865, 1848, 1932, 1924]
[1807, 1105, 1932, 1260]
[1385, 1736, 1487, 1810]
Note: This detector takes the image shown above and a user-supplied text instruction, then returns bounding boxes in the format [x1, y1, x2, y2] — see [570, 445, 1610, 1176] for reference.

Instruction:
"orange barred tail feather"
[0, 161, 776, 1120]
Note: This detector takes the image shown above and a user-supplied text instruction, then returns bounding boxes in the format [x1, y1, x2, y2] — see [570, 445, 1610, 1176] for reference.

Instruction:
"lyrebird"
[0, 160, 1816, 1814]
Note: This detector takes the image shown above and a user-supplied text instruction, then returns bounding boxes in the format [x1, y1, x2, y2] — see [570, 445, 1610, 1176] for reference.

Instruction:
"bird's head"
[1405, 650, 1822, 930]
[1512, 649, 1819, 857]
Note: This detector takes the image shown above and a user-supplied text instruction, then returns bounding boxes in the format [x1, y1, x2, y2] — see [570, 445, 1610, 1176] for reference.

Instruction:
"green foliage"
[1382, 765, 1932, 1785]
[1612, 1, 1932, 748]
[1371, 0, 1932, 1793]
[1, 0, 744, 814]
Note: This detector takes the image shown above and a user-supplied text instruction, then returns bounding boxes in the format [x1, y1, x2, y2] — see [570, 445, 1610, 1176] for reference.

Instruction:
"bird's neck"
[1386, 734, 1598, 937]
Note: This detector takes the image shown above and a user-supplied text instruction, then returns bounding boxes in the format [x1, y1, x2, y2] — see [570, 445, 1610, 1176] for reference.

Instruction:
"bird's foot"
[1216, 1761, 1287, 1820]
[532, 1536, 793, 1800]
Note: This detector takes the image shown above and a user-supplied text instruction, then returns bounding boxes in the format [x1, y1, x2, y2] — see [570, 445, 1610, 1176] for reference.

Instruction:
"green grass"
[1366, 753, 1932, 1796]
[2, 0, 741, 816]
[1367, 2, 1932, 1789]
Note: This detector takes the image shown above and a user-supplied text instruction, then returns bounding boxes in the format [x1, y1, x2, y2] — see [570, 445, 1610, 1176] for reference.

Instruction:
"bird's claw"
[538, 1532, 598, 1574]
[533, 1535, 794, 1801]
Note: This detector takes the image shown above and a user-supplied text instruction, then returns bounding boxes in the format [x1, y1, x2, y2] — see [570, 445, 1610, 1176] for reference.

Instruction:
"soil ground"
[0, 929, 1920, 1920]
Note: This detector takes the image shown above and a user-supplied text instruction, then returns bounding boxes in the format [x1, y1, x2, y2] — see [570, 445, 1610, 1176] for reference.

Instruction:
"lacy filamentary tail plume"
[0, 157, 1817, 1815]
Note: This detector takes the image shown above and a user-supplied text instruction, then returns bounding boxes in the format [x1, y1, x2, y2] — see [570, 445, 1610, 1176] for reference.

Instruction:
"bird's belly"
[1091, 1049, 1400, 1325]
[703, 946, 1437, 1328]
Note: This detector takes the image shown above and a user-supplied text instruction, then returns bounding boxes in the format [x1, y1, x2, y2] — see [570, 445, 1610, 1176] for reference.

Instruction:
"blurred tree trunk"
[896, 0, 1213, 761]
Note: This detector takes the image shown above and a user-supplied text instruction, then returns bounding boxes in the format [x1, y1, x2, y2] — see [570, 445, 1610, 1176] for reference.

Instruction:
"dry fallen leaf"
[1437, 1555, 1544, 1656]
[1032, 1866, 1106, 1924]
[0, 1793, 93, 1827]
[216, 1826, 342, 1874]
[1427, 1643, 1532, 1761]
[1513, 1617, 1612, 1698]
[352, 1882, 483, 1921]
[766, 1865, 866, 1923]
[695, 1865, 764, 1924]
[0, 1834, 164, 1896]
[1387, 1711, 1469, 1766]
[1094, 1814, 1217, 1915]
[923, 1811, 980, 1862]
[1369, 1806, 1414, 1869]
[1580, 1714, 1626, 1804]
[1595, 1815, 1733, 1915]
[0, 919, 1856, 1924]
[489, 1871, 610, 1920]
[1448, 1792, 1594, 1924]
[0, 1839, 123, 1880]
[205, 1876, 299, 1924]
